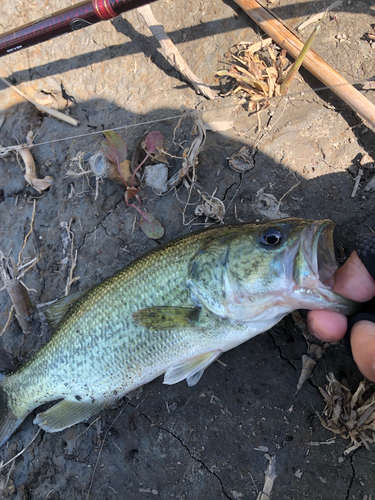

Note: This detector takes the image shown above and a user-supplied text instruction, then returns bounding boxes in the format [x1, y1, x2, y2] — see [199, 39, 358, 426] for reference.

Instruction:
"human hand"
[307, 251, 375, 382]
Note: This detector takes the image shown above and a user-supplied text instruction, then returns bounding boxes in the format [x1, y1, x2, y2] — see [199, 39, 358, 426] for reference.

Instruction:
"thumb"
[351, 320, 375, 382]
[331, 251, 375, 302]
[307, 252, 375, 342]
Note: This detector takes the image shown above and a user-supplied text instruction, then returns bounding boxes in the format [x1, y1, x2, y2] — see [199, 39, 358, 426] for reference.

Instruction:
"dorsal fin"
[45, 290, 88, 330]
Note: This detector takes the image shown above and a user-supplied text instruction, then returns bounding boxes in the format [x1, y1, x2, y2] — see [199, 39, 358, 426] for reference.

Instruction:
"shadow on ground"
[0, 91, 374, 500]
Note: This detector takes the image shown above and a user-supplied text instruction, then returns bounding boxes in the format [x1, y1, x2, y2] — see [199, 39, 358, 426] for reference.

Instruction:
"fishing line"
[0, 78, 373, 155]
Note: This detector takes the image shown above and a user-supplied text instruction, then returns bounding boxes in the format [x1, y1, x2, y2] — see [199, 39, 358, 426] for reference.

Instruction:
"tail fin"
[0, 385, 24, 448]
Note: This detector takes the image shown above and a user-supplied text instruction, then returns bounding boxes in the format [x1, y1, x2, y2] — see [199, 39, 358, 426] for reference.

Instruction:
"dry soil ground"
[0, 0, 375, 499]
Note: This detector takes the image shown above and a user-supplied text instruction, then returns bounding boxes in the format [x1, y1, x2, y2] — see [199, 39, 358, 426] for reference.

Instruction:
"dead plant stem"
[0, 429, 41, 470]
[18, 199, 36, 267]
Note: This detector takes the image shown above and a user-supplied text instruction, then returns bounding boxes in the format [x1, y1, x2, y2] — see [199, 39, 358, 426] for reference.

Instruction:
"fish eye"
[259, 228, 282, 247]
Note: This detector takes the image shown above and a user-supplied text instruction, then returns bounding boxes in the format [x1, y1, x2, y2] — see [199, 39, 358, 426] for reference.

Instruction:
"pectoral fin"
[163, 350, 222, 386]
[33, 399, 105, 433]
[132, 306, 200, 330]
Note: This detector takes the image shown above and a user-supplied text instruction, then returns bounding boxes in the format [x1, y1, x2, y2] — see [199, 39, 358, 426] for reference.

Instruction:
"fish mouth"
[295, 220, 359, 314]
[303, 220, 338, 285]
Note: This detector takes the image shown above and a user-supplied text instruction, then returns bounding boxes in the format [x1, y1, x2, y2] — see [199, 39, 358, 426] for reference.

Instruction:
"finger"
[307, 251, 375, 342]
[332, 252, 375, 302]
[351, 320, 375, 382]
[307, 310, 347, 341]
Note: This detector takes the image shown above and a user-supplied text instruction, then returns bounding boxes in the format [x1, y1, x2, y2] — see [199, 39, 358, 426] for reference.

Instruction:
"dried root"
[167, 114, 206, 189]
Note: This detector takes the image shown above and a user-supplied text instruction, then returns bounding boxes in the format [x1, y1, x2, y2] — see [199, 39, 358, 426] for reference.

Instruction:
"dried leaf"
[228, 147, 254, 173]
[296, 355, 317, 391]
[102, 131, 127, 164]
[144, 131, 164, 155]
[139, 213, 164, 239]
[125, 187, 141, 202]
[363, 80, 375, 90]
[245, 38, 272, 54]
[268, 46, 277, 63]
[119, 160, 132, 184]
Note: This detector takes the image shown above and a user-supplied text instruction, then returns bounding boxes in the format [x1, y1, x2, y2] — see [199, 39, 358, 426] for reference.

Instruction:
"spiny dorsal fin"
[132, 306, 200, 330]
[45, 290, 88, 330]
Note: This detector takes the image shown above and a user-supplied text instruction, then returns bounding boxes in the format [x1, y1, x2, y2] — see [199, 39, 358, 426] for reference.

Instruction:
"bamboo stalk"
[0, 254, 33, 335]
[233, 0, 375, 126]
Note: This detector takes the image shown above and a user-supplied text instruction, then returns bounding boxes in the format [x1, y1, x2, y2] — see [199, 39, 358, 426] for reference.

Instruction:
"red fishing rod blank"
[0, 0, 158, 58]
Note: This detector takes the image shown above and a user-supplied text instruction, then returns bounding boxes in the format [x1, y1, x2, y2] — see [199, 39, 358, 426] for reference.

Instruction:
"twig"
[3, 458, 15, 492]
[18, 148, 54, 194]
[74, 416, 101, 446]
[297, 0, 343, 31]
[0, 77, 79, 126]
[137, 5, 218, 100]
[257, 454, 277, 500]
[0, 429, 41, 470]
[86, 405, 127, 500]
[274, 178, 301, 216]
[17, 257, 39, 280]
[351, 169, 363, 198]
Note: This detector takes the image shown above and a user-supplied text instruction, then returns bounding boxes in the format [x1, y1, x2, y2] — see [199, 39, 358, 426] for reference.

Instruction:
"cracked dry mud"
[0, 0, 375, 499]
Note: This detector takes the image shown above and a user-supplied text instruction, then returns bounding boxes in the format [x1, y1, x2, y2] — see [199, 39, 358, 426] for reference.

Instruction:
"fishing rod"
[0, 0, 159, 58]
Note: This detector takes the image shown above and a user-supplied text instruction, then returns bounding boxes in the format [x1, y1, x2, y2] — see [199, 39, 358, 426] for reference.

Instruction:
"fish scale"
[0, 219, 358, 447]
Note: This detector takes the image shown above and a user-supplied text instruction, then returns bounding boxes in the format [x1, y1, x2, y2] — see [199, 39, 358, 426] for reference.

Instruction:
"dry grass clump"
[318, 373, 375, 454]
[217, 39, 290, 112]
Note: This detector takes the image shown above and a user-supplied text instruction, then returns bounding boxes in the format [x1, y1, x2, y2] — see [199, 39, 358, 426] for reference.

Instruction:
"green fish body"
[0, 218, 357, 446]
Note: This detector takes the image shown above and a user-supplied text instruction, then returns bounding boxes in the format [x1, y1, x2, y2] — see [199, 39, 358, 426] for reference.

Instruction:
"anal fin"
[163, 350, 221, 386]
[33, 399, 105, 433]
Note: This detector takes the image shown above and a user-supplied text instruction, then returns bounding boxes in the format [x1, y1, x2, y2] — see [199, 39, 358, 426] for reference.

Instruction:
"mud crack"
[76, 196, 124, 253]
[345, 454, 355, 500]
[268, 331, 296, 372]
[129, 403, 234, 500]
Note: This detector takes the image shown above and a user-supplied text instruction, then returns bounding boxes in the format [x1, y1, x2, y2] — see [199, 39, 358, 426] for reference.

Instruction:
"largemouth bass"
[0, 218, 357, 447]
